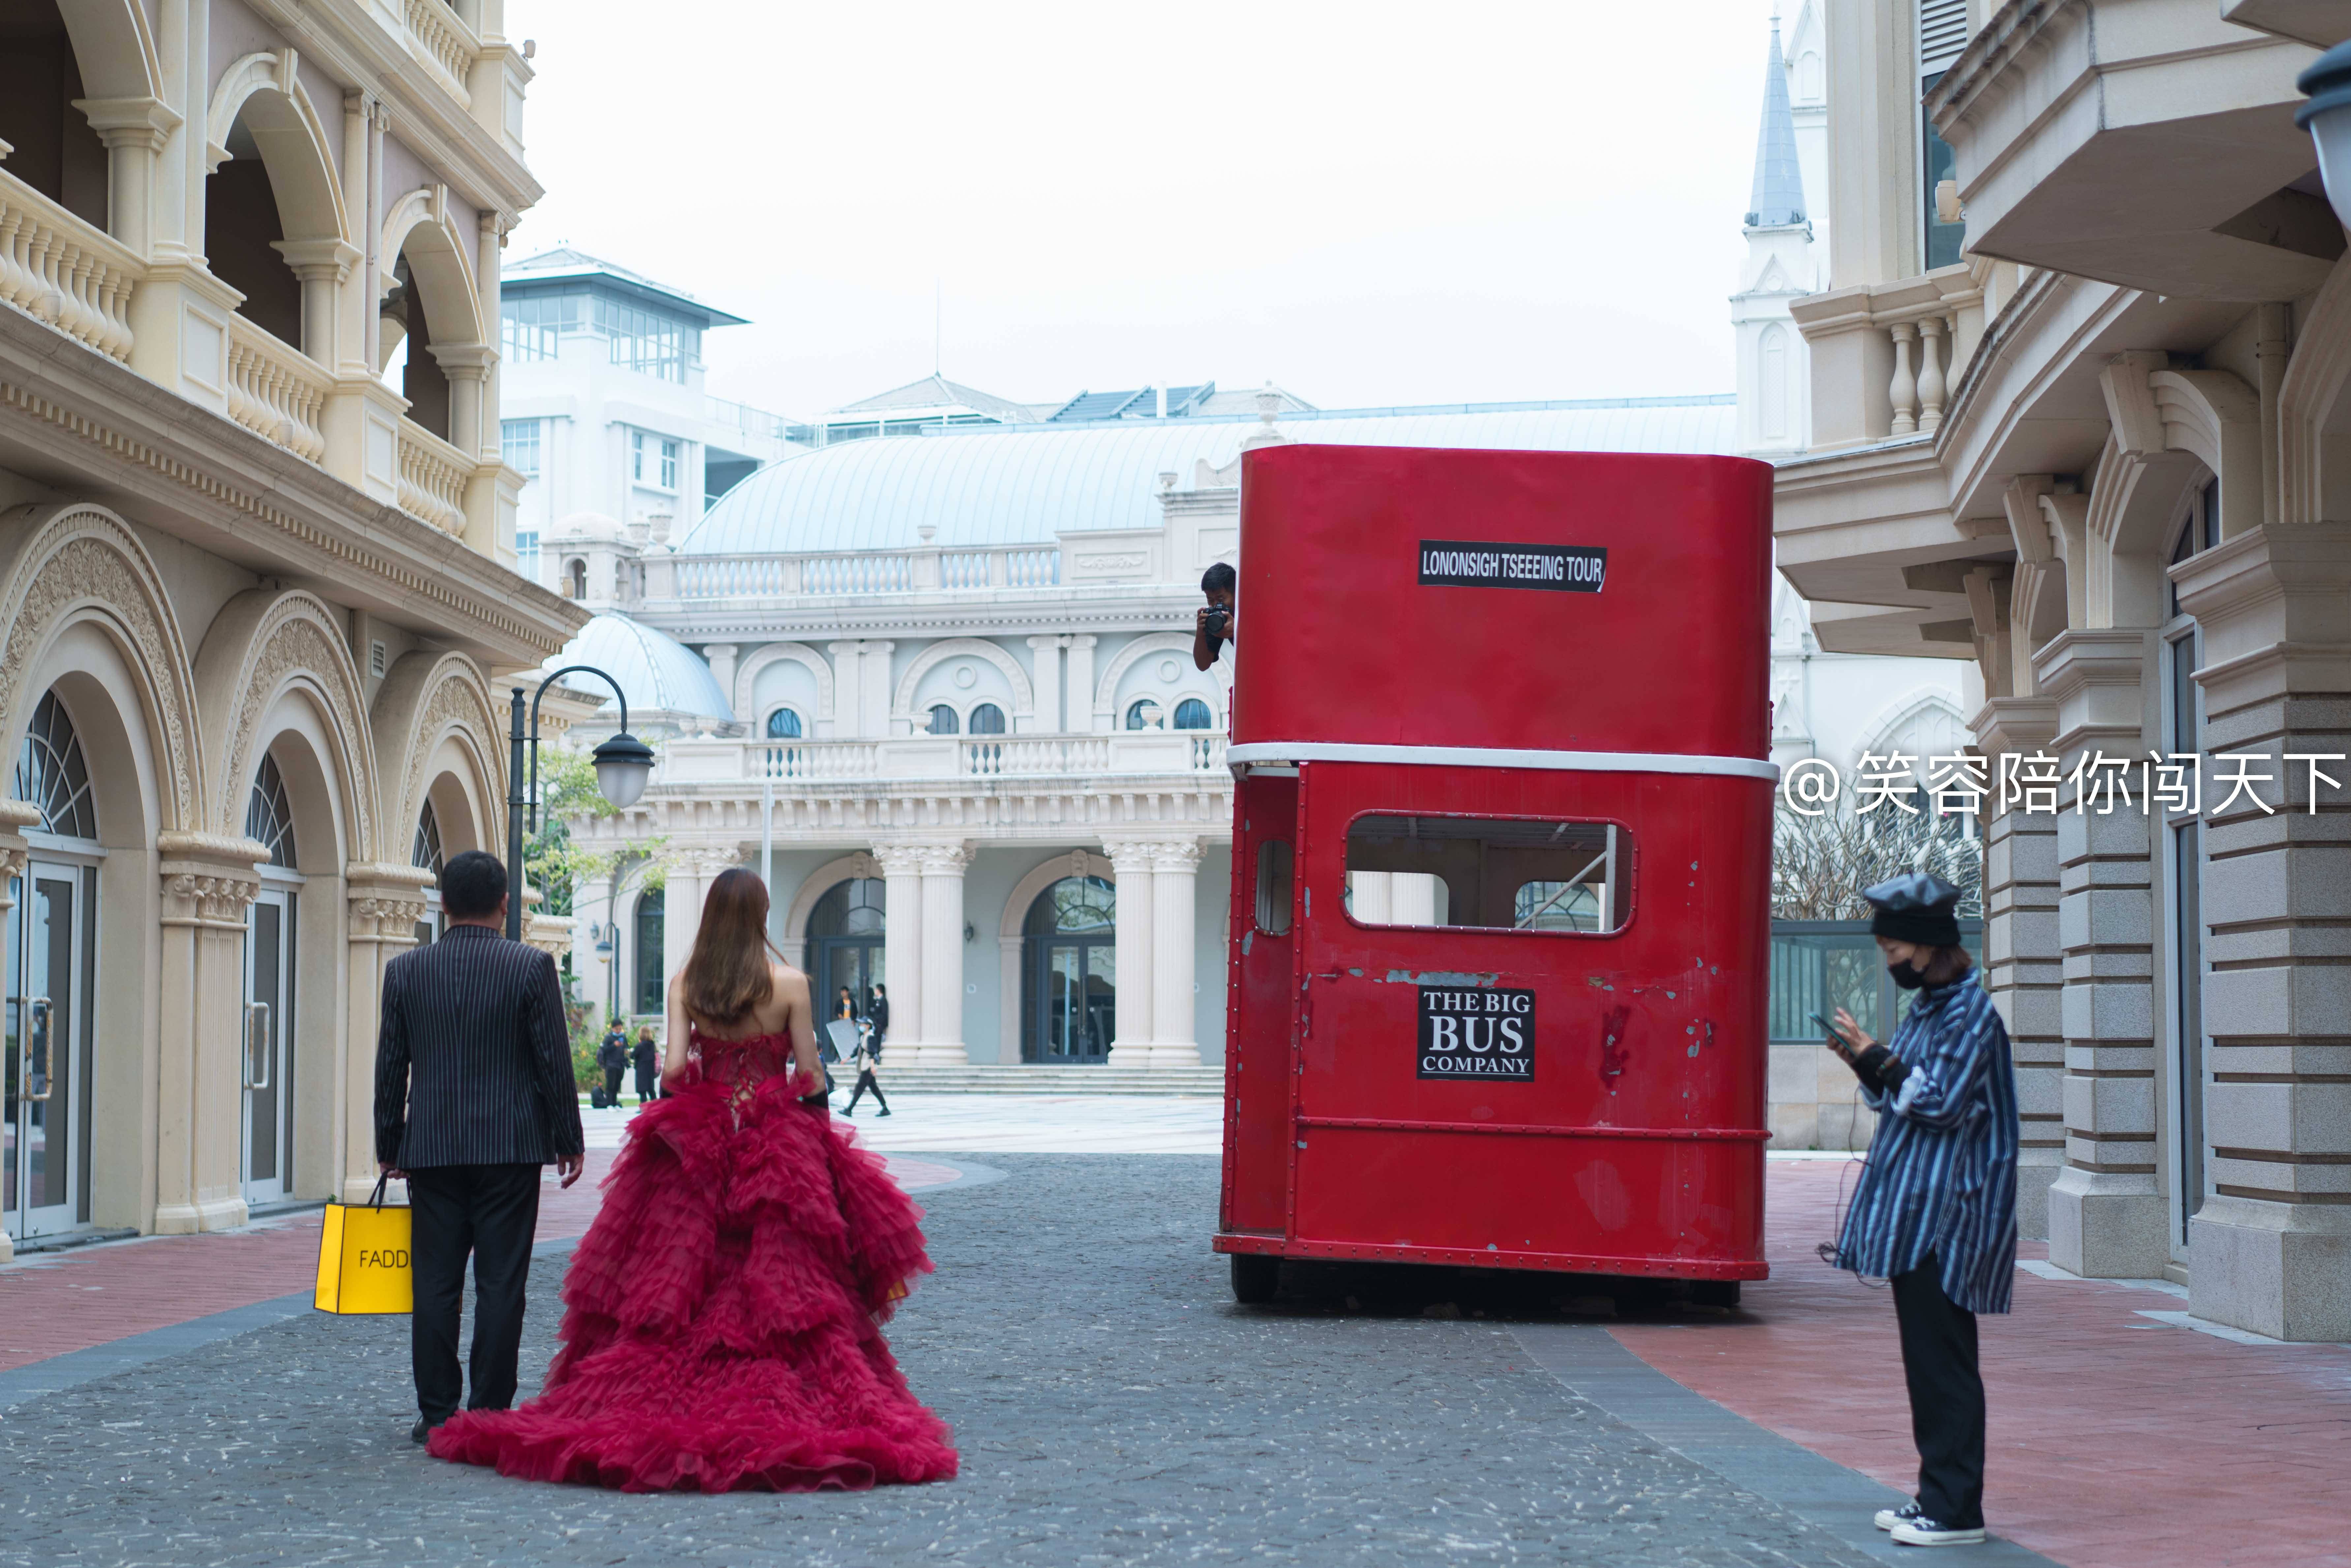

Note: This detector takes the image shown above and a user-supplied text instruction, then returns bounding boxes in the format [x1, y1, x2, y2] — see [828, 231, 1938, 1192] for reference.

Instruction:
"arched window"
[1023, 875, 1116, 1064]
[1759, 324, 1788, 443]
[14, 692, 96, 840]
[1172, 697, 1213, 731]
[968, 703, 1006, 735]
[1125, 699, 1163, 730]
[412, 802, 444, 877]
[808, 878, 886, 1025]
[565, 558, 587, 599]
[927, 705, 959, 735]
[633, 890, 665, 1015]
[766, 707, 804, 739]
[245, 754, 297, 869]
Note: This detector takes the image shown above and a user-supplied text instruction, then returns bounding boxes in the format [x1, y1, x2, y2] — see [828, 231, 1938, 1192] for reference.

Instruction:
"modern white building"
[497, 248, 802, 583]
[542, 390, 1746, 1071]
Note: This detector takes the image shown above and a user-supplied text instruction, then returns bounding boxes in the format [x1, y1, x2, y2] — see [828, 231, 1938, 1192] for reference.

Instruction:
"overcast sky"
[504, 0, 1783, 419]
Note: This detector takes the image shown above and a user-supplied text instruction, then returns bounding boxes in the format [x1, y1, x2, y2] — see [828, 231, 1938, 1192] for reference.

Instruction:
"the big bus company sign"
[1417, 986, 1536, 1081]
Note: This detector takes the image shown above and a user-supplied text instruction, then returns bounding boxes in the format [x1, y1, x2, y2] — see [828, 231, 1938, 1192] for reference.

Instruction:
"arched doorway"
[7, 691, 101, 1242]
[241, 753, 298, 1206]
[1022, 876, 1115, 1064]
[808, 879, 885, 1024]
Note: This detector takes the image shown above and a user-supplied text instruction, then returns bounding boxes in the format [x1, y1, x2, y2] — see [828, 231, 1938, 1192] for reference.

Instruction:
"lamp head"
[2297, 40, 2351, 231]
[590, 731, 655, 809]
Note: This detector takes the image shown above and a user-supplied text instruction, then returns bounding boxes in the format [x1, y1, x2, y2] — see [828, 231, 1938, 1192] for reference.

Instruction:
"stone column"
[1027, 635, 1063, 733]
[1105, 839, 1155, 1064]
[1973, 695, 2064, 1239]
[2178, 524, 2351, 1340]
[704, 644, 739, 708]
[75, 97, 179, 257]
[863, 642, 895, 737]
[873, 844, 926, 1049]
[271, 239, 360, 367]
[2037, 630, 2169, 1279]
[1067, 635, 1099, 733]
[1149, 840, 1203, 1066]
[343, 864, 432, 1203]
[830, 641, 862, 738]
[915, 842, 973, 1066]
[662, 848, 740, 987]
[153, 833, 269, 1235]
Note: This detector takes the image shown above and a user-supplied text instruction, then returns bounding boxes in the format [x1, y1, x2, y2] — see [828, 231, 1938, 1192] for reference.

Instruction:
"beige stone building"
[1776, 0, 2351, 1338]
[0, 0, 580, 1259]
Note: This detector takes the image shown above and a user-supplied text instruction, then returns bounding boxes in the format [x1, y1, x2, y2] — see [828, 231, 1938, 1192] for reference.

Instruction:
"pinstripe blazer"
[373, 924, 586, 1169]
[1834, 976, 2019, 1314]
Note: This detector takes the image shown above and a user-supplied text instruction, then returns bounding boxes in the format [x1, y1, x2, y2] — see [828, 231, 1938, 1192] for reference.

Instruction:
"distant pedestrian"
[1822, 872, 2017, 1550]
[841, 1030, 890, 1118]
[630, 1025, 660, 1104]
[596, 1028, 628, 1110]
[869, 982, 890, 1058]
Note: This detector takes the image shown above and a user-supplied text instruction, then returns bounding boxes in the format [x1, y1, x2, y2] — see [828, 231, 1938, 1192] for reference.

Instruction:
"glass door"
[7, 861, 89, 1240]
[243, 888, 295, 1206]
[1030, 938, 1114, 1063]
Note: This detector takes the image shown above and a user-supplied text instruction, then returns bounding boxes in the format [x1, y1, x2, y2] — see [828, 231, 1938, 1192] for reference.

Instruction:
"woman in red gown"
[429, 869, 958, 1492]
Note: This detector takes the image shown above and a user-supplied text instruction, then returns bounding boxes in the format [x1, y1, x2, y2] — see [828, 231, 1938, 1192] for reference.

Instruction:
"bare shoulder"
[771, 962, 810, 1006]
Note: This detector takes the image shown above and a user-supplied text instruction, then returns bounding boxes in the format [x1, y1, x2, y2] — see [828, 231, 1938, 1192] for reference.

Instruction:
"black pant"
[634, 1065, 658, 1101]
[845, 1069, 887, 1111]
[406, 1163, 543, 1425]
[1891, 1256, 1984, 1528]
[603, 1066, 625, 1103]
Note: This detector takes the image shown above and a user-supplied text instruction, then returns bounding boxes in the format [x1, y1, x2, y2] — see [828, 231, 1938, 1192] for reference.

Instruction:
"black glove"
[1849, 1044, 1911, 1096]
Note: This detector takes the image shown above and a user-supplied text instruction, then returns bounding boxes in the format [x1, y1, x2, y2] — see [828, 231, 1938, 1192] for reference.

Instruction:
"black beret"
[1863, 871, 1963, 948]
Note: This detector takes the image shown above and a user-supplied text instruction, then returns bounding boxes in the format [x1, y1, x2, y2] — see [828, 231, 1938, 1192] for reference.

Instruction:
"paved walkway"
[0, 1099, 2337, 1566]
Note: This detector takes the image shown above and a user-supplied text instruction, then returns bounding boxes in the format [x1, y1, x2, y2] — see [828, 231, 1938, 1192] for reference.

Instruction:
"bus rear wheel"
[1689, 1280, 1740, 1309]
[1231, 1253, 1280, 1305]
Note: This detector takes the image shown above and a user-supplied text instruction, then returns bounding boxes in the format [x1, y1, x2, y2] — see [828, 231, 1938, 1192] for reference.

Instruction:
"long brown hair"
[682, 868, 782, 1025]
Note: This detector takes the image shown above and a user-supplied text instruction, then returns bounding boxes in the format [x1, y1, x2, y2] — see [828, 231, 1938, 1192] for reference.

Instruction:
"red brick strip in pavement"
[0, 1149, 962, 1378]
[1611, 1160, 2351, 1568]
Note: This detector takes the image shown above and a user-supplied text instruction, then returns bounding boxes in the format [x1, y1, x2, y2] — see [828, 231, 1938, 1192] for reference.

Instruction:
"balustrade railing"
[0, 168, 142, 363]
[404, 0, 479, 103]
[671, 545, 1060, 600]
[1790, 261, 1986, 453]
[744, 732, 1221, 783]
[396, 419, 470, 533]
[225, 317, 330, 462]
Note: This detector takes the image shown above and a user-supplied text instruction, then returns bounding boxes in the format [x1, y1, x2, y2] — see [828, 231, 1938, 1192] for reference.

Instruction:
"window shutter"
[1920, 0, 1969, 75]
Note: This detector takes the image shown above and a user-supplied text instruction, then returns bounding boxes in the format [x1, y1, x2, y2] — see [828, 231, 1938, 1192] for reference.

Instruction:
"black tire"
[1689, 1280, 1740, 1309]
[1231, 1253, 1280, 1305]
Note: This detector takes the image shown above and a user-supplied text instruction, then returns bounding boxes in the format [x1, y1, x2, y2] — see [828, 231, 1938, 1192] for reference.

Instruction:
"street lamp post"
[505, 666, 656, 941]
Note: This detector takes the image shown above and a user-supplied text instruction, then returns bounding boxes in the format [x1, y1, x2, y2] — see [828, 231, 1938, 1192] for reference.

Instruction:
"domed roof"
[679, 397, 1738, 556]
[549, 511, 624, 543]
[543, 612, 733, 722]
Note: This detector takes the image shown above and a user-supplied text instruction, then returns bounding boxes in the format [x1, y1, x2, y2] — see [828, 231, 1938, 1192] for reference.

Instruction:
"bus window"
[1345, 814, 1630, 935]
[1255, 839, 1294, 935]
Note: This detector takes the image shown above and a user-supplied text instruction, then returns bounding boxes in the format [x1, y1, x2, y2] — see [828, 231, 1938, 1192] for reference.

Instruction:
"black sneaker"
[1890, 1518, 1987, 1547]
[878, 1107, 892, 1117]
[1875, 1501, 1925, 1531]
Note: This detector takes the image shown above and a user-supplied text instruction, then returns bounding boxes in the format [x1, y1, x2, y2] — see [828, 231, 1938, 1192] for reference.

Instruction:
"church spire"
[1745, 14, 1807, 229]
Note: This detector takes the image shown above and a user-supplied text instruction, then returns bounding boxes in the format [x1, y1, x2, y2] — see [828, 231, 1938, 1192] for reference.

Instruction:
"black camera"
[1201, 607, 1231, 640]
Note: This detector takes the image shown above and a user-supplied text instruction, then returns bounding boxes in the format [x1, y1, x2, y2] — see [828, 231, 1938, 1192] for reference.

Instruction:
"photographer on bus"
[1822, 872, 2018, 1551]
[1191, 561, 1236, 671]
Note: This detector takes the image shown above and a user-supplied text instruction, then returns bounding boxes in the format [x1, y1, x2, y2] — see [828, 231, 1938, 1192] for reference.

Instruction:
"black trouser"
[406, 1163, 543, 1425]
[1891, 1255, 1984, 1528]
[845, 1069, 887, 1111]
[602, 1066, 624, 1103]
[634, 1065, 657, 1101]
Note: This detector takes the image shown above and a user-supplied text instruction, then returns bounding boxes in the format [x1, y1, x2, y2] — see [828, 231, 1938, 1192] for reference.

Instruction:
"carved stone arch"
[1092, 632, 1196, 724]
[204, 52, 351, 244]
[379, 187, 486, 345]
[371, 650, 503, 859]
[2149, 369, 2257, 539]
[783, 852, 881, 950]
[891, 638, 1033, 725]
[1849, 687, 1970, 776]
[57, 0, 161, 101]
[737, 641, 835, 730]
[999, 849, 1117, 942]
[2279, 255, 2351, 526]
[192, 589, 377, 859]
[0, 502, 201, 831]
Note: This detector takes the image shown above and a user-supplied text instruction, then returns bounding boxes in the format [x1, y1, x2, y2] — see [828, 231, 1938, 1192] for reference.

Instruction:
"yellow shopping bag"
[314, 1175, 414, 1315]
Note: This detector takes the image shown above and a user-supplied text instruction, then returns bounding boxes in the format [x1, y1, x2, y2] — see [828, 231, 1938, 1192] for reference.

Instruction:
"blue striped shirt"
[1835, 975, 2019, 1314]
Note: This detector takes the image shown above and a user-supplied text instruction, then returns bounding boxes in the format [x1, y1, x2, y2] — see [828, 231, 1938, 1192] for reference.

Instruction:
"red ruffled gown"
[427, 1027, 958, 1492]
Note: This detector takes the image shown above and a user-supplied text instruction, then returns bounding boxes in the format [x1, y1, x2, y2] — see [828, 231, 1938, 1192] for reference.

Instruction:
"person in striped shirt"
[1824, 871, 2018, 1550]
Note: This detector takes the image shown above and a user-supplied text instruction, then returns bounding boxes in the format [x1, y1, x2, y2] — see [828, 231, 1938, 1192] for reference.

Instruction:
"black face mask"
[1888, 960, 1928, 991]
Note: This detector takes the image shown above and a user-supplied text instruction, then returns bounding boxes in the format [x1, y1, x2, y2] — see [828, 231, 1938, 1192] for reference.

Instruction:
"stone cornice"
[634, 586, 1203, 644]
[1970, 693, 2060, 754]
[0, 311, 583, 664]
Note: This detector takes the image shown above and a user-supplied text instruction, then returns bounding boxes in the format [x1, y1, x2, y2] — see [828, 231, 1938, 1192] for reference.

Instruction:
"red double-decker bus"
[1214, 442, 1776, 1305]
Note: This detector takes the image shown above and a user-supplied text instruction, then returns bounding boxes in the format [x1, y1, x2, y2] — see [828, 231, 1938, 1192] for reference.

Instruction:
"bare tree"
[1772, 803, 1984, 921]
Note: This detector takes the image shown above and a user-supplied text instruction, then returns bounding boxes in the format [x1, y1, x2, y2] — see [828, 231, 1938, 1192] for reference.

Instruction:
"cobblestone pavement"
[0, 1155, 1895, 1568]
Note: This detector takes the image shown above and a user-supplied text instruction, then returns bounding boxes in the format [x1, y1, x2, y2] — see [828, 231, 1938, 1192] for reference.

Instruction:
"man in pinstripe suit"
[375, 849, 585, 1445]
